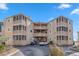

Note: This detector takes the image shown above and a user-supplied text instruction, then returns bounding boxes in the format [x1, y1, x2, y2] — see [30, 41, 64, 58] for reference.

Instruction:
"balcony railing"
[33, 33, 47, 36]
[57, 22, 68, 26]
[57, 31, 68, 35]
[13, 20, 26, 25]
[33, 26, 47, 29]
[13, 30, 26, 35]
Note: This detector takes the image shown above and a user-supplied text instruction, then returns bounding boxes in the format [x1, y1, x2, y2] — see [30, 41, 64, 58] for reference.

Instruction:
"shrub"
[49, 46, 64, 56]
[0, 45, 6, 52]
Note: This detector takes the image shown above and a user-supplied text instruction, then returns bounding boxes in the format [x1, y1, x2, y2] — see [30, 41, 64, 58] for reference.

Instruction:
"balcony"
[57, 22, 68, 27]
[13, 30, 26, 35]
[57, 31, 68, 35]
[33, 26, 47, 30]
[33, 33, 47, 36]
[13, 20, 26, 25]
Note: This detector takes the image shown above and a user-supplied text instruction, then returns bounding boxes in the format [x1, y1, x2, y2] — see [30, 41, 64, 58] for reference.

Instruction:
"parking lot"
[13, 45, 49, 56]
[12, 45, 76, 56]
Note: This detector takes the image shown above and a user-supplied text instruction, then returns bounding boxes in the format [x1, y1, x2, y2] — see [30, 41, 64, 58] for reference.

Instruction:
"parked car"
[39, 42, 48, 46]
[30, 40, 38, 45]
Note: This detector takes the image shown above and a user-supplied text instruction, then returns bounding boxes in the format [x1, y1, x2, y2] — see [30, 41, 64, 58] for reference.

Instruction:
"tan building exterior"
[77, 31, 79, 40]
[74, 41, 79, 47]
[47, 16, 73, 46]
[32, 22, 48, 44]
[0, 14, 73, 46]
[3, 14, 33, 45]
[0, 22, 4, 36]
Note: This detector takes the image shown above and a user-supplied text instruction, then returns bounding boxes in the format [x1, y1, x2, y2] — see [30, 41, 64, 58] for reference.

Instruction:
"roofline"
[47, 16, 73, 24]
[3, 14, 73, 24]
[4, 13, 33, 22]
[33, 22, 48, 24]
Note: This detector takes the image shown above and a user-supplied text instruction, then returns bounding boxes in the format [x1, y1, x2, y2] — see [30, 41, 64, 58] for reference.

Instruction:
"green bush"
[0, 45, 6, 52]
[49, 46, 64, 56]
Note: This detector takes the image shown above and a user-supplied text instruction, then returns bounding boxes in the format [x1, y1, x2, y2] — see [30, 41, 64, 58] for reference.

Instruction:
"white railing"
[13, 30, 26, 35]
[13, 21, 26, 25]
[33, 33, 47, 36]
[33, 26, 47, 29]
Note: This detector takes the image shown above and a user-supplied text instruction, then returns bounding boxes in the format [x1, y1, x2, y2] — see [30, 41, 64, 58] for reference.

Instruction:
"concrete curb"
[6, 49, 19, 56]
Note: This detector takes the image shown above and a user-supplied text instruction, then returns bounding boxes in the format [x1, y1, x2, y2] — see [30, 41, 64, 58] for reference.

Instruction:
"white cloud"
[71, 8, 79, 15]
[49, 17, 54, 21]
[58, 3, 71, 9]
[0, 3, 8, 10]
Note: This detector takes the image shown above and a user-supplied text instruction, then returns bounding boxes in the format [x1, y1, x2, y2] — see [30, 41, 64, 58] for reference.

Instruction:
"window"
[57, 36, 68, 40]
[19, 15, 23, 20]
[57, 26, 68, 32]
[13, 26, 17, 30]
[59, 17, 61, 22]
[66, 36, 68, 40]
[13, 26, 15, 30]
[8, 20, 10, 22]
[62, 36, 64, 40]
[57, 36, 58, 40]
[24, 36, 26, 40]
[25, 17, 27, 22]
[13, 25, 26, 31]
[56, 18, 58, 23]
[19, 25, 21, 30]
[16, 16, 18, 20]
[57, 27, 58, 31]
[13, 16, 16, 21]
[30, 30, 32, 32]
[18, 35, 21, 40]
[13, 35, 26, 40]
[69, 38, 71, 40]
[65, 18, 68, 23]
[16, 26, 18, 30]
[50, 30, 51, 33]
[69, 22, 70, 24]
[23, 16, 25, 20]
[0, 26, 2, 32]
[62, 17, 63, 22]
[50, 38, 51, 40]
[24, 26, 26, 30]
[13, 35, 18, 40]
[59, 36, 61, 40]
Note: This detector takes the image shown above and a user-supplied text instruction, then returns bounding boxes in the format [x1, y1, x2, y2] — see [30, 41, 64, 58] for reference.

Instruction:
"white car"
[39, 42, 48, 45]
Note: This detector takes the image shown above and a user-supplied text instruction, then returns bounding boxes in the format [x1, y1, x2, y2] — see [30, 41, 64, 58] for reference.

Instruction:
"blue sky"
[0, 3, 79, 41]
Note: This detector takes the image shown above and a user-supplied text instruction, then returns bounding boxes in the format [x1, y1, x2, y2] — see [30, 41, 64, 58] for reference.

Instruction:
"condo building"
[77, 31, 79, 40]
[0, 14, 73, 46]
[48, 16, 73, 46]
[33, 22, 48, 44]
[0, 22, 4, 36]
[3, 14, 33, 45]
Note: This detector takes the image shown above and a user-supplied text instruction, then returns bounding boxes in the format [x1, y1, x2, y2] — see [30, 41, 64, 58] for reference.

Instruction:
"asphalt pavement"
[13, 45, 49, 56]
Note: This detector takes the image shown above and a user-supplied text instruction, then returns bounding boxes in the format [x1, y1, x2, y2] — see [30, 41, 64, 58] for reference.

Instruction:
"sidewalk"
[0, 48, 19, 56]
[69, 52, 79, 56]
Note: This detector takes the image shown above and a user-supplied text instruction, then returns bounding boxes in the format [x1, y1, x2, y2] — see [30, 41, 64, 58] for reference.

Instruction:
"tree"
[49, 41, 54, 45]
[0, 36, 8, 45]
[0, 36, 8, 53]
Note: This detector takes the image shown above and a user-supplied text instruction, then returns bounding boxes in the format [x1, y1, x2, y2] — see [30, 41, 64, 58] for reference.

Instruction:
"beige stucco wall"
[1, 15, 73, 46]
[3, 17, 14, 45]
[3, 15, 33, 45]
[47, 17, 73, 46]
